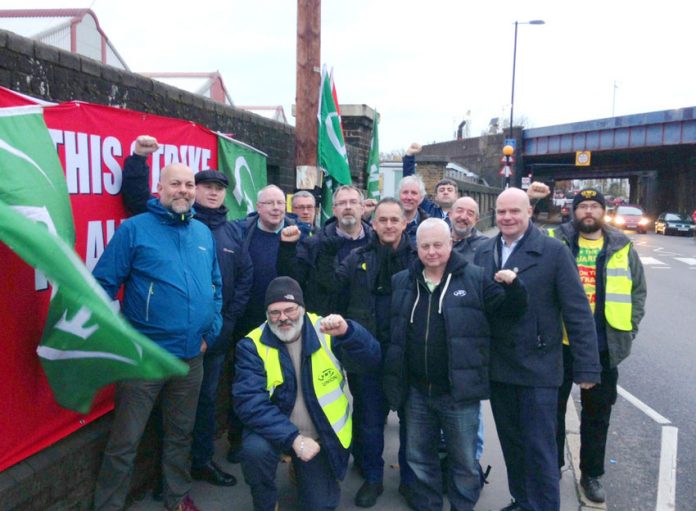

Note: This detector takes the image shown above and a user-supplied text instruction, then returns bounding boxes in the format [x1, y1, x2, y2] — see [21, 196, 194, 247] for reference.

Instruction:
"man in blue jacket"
[233, 277, 381, 511]
[120, 136, 252, 488]
[475, 188, 601, 511]
[93, 162, 222, 511]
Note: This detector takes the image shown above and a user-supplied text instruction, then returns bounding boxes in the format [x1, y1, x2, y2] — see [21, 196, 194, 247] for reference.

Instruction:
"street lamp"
[509, 19, 545, 139]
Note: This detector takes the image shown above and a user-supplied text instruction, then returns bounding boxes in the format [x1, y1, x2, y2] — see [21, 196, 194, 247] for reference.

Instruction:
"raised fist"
[134, 135, 159, 157]
[405, 142, 422, 156]
[280, 225, 302, 243]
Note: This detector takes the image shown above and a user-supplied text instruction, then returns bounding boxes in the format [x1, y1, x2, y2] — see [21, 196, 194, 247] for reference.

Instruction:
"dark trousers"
[556, 346, 618, 477]
[405, 387, 481, 511]
[191, 349, 226, 468]
[94, 354, 204, 511]
[350, 371, 415, 486]
[240, 430, 340, 511]
[490, 381, 559, 511]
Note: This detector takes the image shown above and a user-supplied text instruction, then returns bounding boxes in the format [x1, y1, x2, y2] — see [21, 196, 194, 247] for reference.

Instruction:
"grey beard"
[268, 315, 304, 343]
[452, 224, 473, 239]
[339, 215, 357, 228]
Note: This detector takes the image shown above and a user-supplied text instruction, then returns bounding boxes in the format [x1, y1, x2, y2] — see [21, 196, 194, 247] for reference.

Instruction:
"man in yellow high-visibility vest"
[550, 188, 647, 504]
[232, 276, 381, 511]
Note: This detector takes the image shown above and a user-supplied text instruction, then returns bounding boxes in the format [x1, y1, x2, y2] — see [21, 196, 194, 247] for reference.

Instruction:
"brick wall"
[340, 105, 377, 190]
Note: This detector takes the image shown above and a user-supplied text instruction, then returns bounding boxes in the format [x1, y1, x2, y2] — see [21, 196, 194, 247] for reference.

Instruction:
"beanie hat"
[572, 188, 606, 211]
[264, 276, 305, 309]
[195, 169, 229, 187]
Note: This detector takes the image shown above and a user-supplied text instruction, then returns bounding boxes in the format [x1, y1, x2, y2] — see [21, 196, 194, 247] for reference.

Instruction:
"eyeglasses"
[576, 203, 603, 211]
[259, 200, 286, 207]
[334, 199, 361, 208]
[267, 305, 300, 320]
[294, 205, 315, 210]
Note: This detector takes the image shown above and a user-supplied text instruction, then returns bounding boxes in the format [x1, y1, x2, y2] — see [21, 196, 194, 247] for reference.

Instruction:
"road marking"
[640, 257, 667, 266]
[618, 385, 671, 424]
[674, 257, 696, 266]
[617, 386, 677, 511]
[656, 426, 678, 511]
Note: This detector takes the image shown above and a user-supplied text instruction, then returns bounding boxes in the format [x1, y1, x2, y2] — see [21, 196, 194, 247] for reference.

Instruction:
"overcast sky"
[5, 0, 696, 153]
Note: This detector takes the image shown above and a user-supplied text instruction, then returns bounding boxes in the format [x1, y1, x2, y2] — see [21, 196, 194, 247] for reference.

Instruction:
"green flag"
[366, 112, 380, 200]
[318, 66, 351, 224]
[0, 107, 187, 413]
[217, 134, 268, 220]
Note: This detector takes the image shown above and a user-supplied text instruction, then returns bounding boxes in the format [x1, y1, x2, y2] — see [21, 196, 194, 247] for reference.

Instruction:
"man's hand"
[319, 314, 349, 337]
[578, 382, 596, 390]
[494, 269, 518, 285]
[134, 135, 159, 157]
[362, 198, 377, 219]
[280, 225, 302, 243]
[292, 434, 321, 462]
[405, 142, 422, 156]
[200, 338, 208, 353]
[526, 181, 550, 200]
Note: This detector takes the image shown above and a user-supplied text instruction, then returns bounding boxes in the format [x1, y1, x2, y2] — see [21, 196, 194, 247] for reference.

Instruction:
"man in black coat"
[316, 198, 418, 507]
[474, 188, 601, 511]
[384, 218, 527, 511]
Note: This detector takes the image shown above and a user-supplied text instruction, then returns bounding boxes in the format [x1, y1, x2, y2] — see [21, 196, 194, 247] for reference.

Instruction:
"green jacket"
[547, 223, 647, 367]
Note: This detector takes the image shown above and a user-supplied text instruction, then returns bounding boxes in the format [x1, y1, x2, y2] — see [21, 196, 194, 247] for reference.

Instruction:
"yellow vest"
[548, 229, 633, 341]
[247, 313, 352, 449]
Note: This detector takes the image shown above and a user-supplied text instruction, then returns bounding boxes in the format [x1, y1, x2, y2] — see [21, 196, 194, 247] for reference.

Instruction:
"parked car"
[654, 212, 695, 236]
[607, 205, 649, 233]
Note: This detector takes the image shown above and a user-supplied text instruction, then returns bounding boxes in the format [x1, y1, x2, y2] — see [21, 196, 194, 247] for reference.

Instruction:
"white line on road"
[675, 257, 696, 266]
[617, 386, 678, 511]
[656, 426, 678, 511]
[640, 257, 668, 266]
[618, 385, 671, 424]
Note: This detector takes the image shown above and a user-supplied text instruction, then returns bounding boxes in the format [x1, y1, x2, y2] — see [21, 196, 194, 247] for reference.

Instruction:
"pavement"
[128, 398, 594, 511]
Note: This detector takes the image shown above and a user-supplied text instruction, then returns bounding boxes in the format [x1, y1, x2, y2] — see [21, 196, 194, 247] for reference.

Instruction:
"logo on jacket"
[284, 294, 295, 300]
[198, 246, 207, 251]
[318, 368, 338, 386]
[453, 289, 467, 297]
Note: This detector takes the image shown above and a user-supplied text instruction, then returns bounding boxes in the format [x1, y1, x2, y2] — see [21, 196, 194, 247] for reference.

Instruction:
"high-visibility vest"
[549, 229, 633, 335]
[247, 313, 352, 448]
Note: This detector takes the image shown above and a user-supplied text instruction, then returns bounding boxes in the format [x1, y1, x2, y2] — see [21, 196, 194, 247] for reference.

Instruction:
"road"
[574, 229, 695, 511]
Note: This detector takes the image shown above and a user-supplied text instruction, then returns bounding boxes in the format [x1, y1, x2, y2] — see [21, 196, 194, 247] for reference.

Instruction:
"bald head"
[495, 187, 533, 242]
[157, 163, 196, 214]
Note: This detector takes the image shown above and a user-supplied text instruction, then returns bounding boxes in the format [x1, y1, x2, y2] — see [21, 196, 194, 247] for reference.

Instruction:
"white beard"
[268, 315, 304, 343]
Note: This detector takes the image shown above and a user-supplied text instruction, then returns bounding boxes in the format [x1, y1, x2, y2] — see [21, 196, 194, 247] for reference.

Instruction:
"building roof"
[0, 8, 129, 70]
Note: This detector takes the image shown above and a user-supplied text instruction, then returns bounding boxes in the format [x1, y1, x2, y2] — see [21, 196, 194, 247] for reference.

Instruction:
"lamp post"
[509, 19, 545, 139]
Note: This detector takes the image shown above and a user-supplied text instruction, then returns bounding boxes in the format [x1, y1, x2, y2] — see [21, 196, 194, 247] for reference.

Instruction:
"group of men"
[89, 136, 645, 511]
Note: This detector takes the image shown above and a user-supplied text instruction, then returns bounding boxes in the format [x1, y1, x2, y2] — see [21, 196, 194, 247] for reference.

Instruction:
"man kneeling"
[233, 277, 381, 511]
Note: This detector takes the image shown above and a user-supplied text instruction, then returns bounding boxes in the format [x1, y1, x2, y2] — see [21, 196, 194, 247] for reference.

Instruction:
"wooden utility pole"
[295, 0, 321, 189]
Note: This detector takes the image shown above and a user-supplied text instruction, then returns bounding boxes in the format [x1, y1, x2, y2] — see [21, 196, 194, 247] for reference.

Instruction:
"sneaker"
[580, 475, 606, 503]
[354, 481, 384, 508]
[172, 495, 201, 511]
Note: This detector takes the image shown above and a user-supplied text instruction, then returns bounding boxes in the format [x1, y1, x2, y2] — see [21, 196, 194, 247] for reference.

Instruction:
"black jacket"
[317, 233, 417, 342]
[383, 250, 527, 409]
[453, 227, 489, 263]
[277, 217, 372, 316]
[474, 223, 602, 386]
[119, 154, 252, 349]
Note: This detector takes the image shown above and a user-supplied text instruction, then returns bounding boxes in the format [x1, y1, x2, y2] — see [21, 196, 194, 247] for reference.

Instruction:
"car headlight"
[639, 218, 649, 226]
[614, 215, 625, 225]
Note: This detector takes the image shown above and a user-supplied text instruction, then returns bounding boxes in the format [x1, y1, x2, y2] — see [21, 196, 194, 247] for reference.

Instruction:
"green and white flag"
[366, 112, 380, 200]
[217, 134, 268, 220]
[318, 66, 351, 223]
[0, 107, 187, 413]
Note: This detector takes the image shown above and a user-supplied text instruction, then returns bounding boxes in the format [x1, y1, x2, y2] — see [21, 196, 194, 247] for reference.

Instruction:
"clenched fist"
[405, 142, 422, 156]
[319, 314, 348, 337]
[280, 225, 302, 243]
[134, 135, 159, 157]
[494, 269, 518, 285]
[526, 182, 550, 200]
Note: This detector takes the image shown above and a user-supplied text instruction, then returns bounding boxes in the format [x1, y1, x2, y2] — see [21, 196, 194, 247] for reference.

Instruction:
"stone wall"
[341, 104, 377, 189]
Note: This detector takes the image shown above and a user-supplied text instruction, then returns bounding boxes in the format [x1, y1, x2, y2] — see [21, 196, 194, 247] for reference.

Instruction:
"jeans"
[490, 381, 559, 511]
[405, 386, 481, 511]
[350, 370, 415, 486]
[94, 354, 204, 511]
[557, 347, 618, 477]
[240, 430, 340, 511]
[191, 349, 226, 468]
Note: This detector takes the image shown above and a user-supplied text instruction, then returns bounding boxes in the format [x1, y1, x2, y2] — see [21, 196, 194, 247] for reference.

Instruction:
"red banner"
[0, 88, 218, 472]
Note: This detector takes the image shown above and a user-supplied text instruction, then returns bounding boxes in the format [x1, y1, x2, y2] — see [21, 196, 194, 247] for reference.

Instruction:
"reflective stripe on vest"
[548, 229, 633, 333]
[247, 313, 352, 448]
